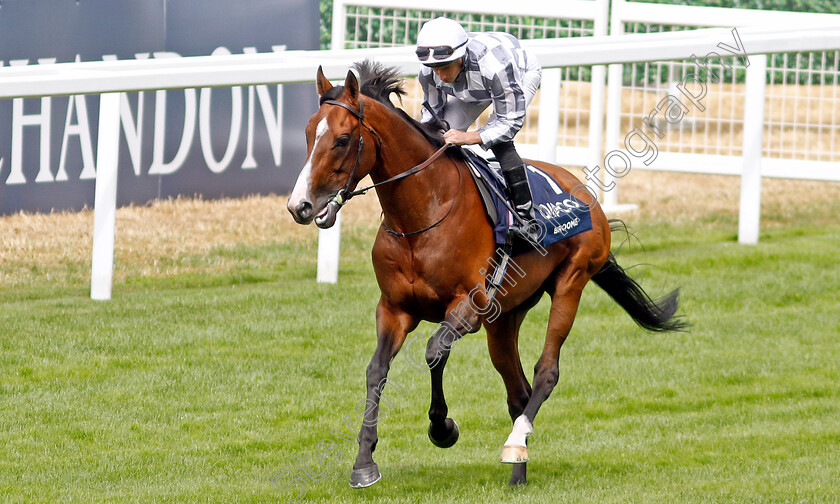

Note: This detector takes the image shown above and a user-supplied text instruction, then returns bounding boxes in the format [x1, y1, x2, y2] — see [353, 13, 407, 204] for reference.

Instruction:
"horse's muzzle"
[288, 197, 314, 224]
[287, 197, 340, 228]
[314, 200, 341, 229]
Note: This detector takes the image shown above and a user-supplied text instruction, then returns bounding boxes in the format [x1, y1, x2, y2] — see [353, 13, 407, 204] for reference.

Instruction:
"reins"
[384, 152, 461, 238]
[322, 97, 459, 237]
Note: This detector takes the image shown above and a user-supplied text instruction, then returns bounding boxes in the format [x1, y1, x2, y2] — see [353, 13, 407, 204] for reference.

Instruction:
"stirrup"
[507, 213, 540, 244]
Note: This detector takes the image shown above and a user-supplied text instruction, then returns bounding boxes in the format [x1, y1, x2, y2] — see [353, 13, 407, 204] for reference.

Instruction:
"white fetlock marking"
[504, 414, 533, 447]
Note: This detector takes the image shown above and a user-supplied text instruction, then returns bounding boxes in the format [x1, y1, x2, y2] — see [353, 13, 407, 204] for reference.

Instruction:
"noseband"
[321, 98, 459, 238]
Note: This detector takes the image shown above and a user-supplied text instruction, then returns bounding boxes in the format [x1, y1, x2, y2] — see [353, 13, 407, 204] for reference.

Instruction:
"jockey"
[415, 17, 543, 241]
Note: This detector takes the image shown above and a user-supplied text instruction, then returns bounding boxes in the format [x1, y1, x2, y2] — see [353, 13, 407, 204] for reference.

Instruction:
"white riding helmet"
[415, 17, 468, 67]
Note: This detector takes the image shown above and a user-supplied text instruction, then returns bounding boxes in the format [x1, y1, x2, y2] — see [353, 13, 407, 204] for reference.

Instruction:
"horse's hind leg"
[350, 299, 417, 488]
[486, 304, 534, 485]
[500, 268, 586, 466]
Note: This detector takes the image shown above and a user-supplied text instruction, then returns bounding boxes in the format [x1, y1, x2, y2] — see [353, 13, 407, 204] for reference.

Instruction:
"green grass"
[1, 218, 839, 503]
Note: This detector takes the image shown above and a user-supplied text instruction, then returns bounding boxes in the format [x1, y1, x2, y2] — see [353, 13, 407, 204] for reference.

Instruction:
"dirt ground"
[2, 168, 838, 287]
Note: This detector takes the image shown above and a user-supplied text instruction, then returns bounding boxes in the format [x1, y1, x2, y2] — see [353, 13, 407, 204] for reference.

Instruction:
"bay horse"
[287, 61, 685, 488]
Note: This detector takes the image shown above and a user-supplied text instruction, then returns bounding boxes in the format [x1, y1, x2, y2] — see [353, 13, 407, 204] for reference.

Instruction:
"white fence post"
[738, 54, 767, 245]
[317, 212, 342, 283]
[602, 0, 626, 207]
[315, 2, 350, 284]
[331, 0, 348, 50]
[90, 92, 122, 300]
[537, 68, 561, 163]
[586, 0, 609, 198]
[587, 64, 606, 184]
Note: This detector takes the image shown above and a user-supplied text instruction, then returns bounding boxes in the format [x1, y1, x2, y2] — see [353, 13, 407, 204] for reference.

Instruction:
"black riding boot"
[491, 141, 539, 243]
[502, 164, 539, 243]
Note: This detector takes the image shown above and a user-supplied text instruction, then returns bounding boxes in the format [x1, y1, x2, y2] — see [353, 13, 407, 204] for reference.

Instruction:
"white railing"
[2, 25, 839, 297]
[331, 0, 840, 210]
[602, 0, 840, 211]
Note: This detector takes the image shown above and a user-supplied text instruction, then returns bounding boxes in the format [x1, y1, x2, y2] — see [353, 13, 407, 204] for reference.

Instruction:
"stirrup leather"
[502, 164, 538, 241]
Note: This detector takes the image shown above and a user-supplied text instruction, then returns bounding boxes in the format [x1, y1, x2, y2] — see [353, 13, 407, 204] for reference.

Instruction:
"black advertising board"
[0, 0, 319, 214]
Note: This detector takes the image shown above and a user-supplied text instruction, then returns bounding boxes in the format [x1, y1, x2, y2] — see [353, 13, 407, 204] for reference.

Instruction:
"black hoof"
[349, 463, 381, 488]
[428, 418, 460, 448]
[510, 464, 527, 486]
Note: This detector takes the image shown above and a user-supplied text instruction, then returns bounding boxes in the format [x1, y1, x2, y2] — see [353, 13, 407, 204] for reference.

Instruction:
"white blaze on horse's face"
[288, 117, 329, 224]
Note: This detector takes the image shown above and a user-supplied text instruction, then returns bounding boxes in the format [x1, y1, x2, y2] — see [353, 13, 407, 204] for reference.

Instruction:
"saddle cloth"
[462, 149, 593, 256]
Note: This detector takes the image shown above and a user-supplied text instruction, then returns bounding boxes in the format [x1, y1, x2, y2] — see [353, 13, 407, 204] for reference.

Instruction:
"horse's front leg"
[351, 299, 417, 488]
[425, 296, 481, 448]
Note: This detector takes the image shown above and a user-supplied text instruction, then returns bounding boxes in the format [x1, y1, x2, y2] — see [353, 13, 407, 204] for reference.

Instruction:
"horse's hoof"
[509, 464, 527, 485]
[509, 475, 528, 486]
[500, 444, 529, 464]
[349, 463, 381, 488]
[428, 418, 460, 448]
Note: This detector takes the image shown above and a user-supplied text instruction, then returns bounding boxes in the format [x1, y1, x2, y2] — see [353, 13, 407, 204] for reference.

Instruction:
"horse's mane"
[319, 60, 448, 149]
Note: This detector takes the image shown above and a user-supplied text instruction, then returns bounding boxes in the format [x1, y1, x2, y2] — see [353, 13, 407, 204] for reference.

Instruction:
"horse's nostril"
[297, 199, 313, 220]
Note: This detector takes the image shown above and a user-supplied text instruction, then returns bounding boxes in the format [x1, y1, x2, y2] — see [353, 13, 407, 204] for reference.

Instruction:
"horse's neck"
[369, 111, 460, 234]
[369, 108, 440, 184]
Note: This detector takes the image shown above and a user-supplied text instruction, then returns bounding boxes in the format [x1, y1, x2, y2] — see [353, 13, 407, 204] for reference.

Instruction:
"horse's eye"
[334, 135, 351, 148]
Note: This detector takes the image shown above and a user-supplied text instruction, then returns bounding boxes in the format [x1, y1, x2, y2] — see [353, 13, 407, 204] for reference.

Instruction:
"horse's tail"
[591, 222, 688, 333]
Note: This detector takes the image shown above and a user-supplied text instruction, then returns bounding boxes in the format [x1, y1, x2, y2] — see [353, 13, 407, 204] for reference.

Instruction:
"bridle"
[321, 97, 460, 238]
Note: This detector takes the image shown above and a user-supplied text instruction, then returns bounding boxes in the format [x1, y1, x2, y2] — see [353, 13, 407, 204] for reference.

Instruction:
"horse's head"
[287, 66, 378, 228]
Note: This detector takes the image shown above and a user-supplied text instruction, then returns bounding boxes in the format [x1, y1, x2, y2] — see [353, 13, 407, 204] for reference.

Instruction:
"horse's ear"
[316, 66, 333, 96]
[344, 69, 359, 102]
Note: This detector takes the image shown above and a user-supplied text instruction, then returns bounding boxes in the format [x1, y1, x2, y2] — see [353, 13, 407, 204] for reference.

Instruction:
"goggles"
[415, 40, 467, 62]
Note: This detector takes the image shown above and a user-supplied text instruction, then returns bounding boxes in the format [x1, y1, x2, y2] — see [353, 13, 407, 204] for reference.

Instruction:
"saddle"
[460, 148, 594, 256]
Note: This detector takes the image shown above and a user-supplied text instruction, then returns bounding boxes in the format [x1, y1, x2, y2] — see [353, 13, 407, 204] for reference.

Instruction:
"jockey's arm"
[476, 64, 526, 148]
[442, 67, 524, 147]
[443, 129, 481, 146]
